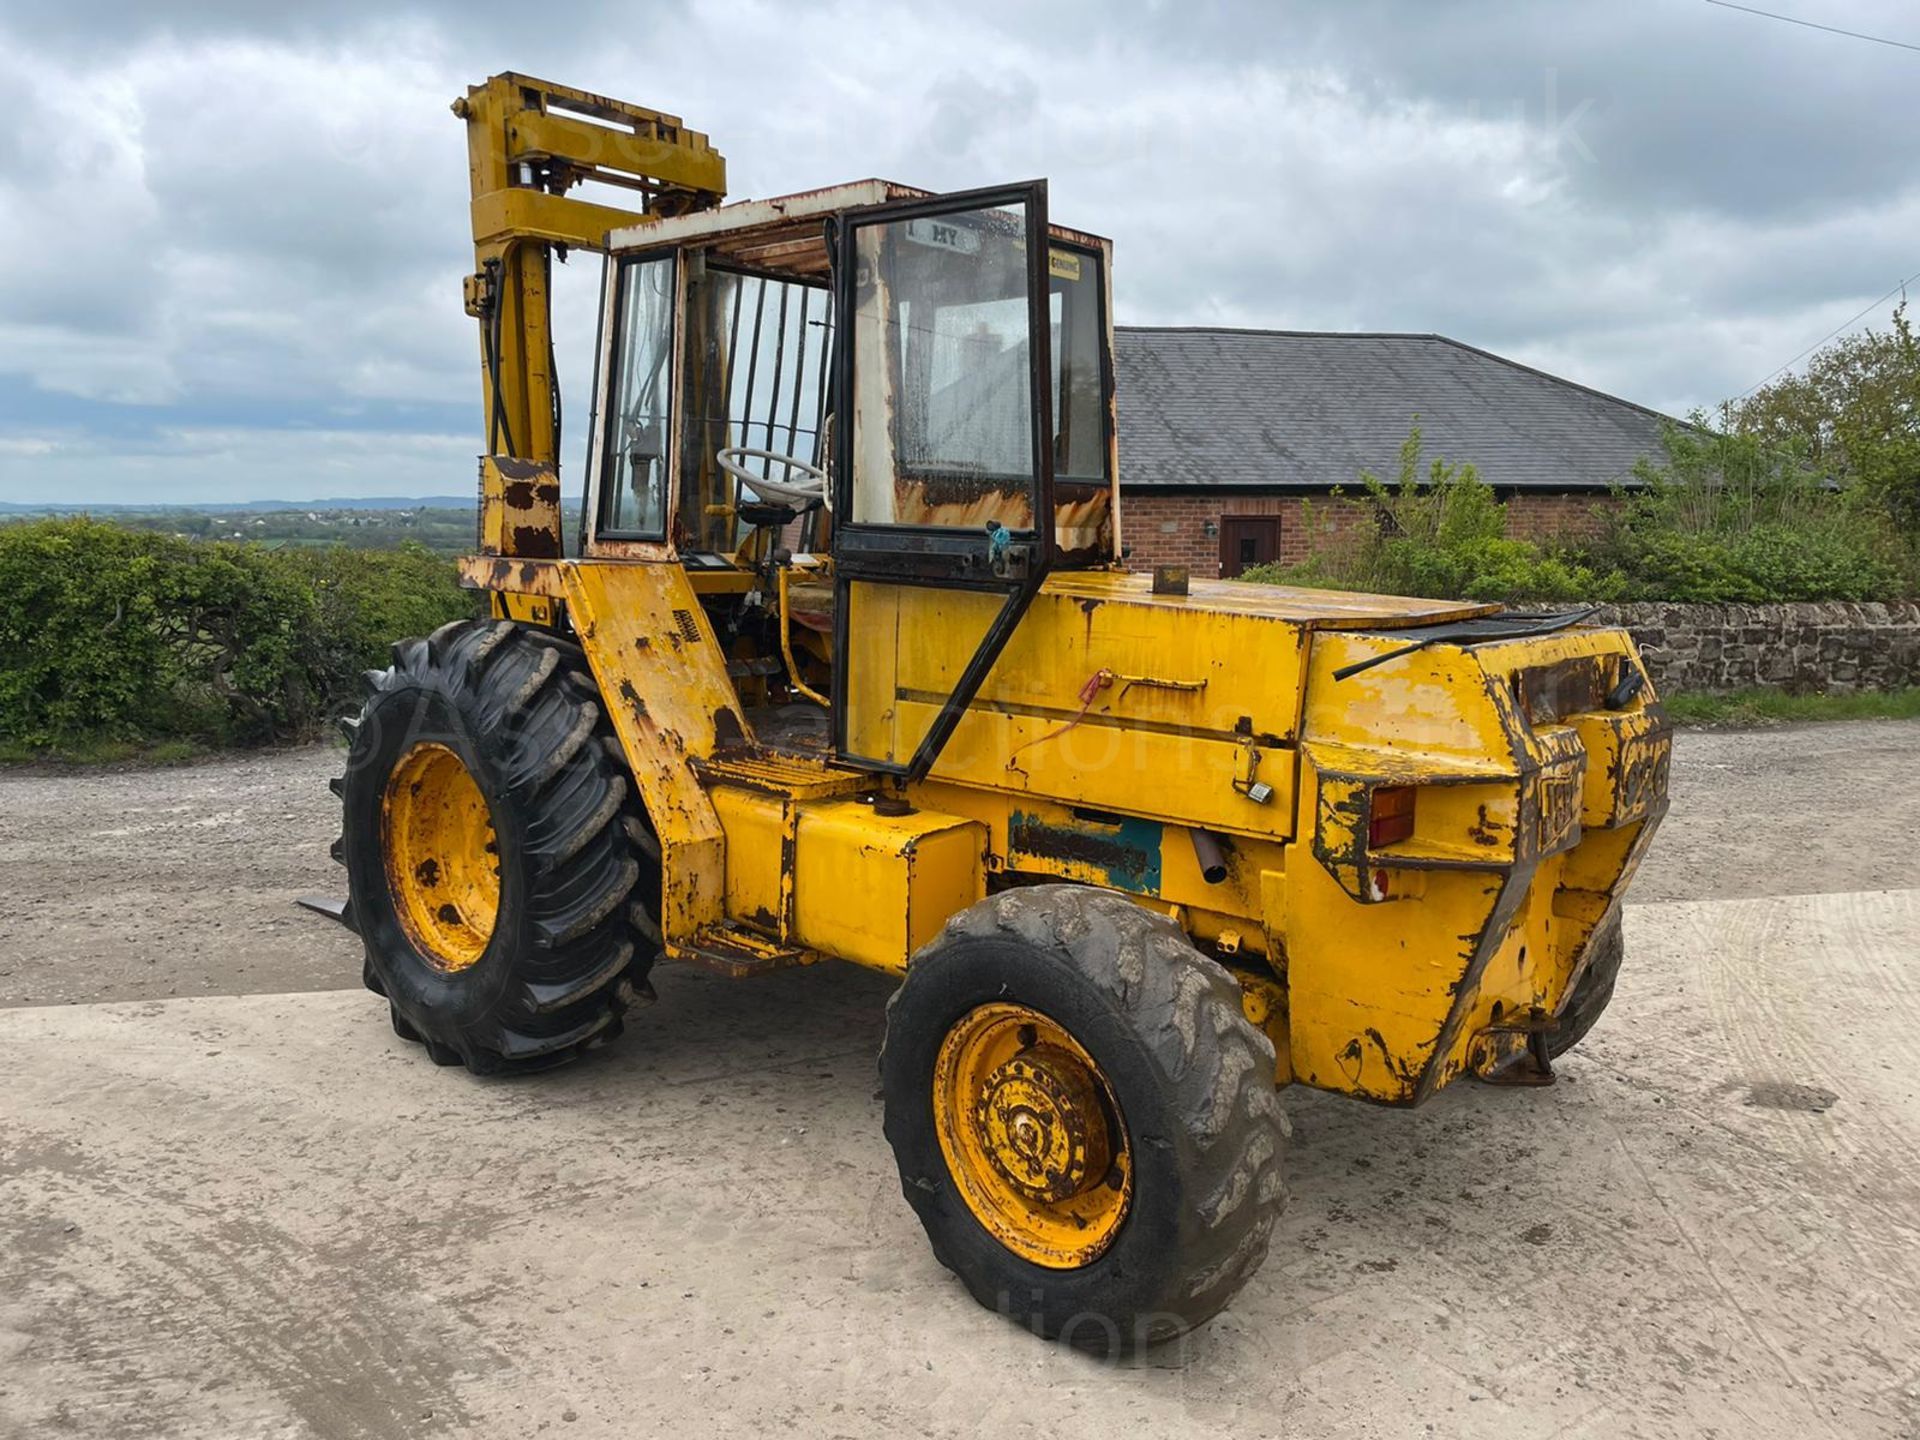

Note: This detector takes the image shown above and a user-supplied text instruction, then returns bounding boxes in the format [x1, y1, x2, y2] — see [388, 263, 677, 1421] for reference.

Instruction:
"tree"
[1733, 302, 1920, 534]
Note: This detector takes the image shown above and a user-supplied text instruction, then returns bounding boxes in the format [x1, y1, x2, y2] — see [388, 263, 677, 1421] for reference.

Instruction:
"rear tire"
[333, 619, 660, 1075]
[1549, 912, 1624, 1059]
[880, 886, 1287, 1353]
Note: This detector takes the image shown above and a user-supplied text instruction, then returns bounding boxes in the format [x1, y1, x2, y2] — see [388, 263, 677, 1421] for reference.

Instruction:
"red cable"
[1005, 668, 1113, 769]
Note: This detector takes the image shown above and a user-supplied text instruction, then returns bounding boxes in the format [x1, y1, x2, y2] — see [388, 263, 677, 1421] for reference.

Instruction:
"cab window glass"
[1050, 247, 1106, 485]
[599, 254, 676, 538]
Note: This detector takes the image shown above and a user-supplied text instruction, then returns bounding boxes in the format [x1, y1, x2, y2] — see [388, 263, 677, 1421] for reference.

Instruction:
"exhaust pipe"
[1190, 828, 1229, 885]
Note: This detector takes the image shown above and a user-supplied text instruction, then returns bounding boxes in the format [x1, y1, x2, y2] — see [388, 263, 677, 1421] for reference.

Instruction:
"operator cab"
[587, 179, 1114, 566]
[585, 180, 1118, 777]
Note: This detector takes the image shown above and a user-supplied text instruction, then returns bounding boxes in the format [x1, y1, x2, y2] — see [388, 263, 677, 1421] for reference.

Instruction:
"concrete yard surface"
[4, 890, 1918, 1439]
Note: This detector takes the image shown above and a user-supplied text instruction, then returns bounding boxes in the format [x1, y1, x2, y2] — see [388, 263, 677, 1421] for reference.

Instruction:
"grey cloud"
[1269, 0, 1918, 221]
[0, 0, 1913, 502]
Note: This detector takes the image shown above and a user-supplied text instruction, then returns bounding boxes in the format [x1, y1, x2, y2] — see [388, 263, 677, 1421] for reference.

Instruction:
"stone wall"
[1594, 601, 1920, 695]
[1113, 494, 1918, 695]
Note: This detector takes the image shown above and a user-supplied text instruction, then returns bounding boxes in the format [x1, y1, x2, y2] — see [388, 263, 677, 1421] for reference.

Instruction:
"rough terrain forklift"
[328, 75, 1671, 1350]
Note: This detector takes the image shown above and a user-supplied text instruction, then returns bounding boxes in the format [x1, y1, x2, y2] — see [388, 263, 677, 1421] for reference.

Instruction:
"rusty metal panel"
[790, 799, 985, 973]
[1042, 569, 1498, 630]
[1571, 706, 1673, 829]
[559, 561, 749, 941]
[469, 188, 662, 250]
[478, 455, 563, 558]
[1281, 623, 1670, 1104]
[505, 109, 726, 197]
[879, 573, 1310, 836]
[708, 787, 789, 939]
[1230, 965, 1292, 1086]
[455, 555, 569, 598]
[460, 72, 724, 250]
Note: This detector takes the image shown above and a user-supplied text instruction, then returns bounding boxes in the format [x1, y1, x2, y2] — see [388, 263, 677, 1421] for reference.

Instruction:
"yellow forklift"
[328, 75, 1670, 1351]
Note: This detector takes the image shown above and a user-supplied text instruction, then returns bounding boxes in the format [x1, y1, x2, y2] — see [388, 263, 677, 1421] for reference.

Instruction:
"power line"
[1735, 266, 1920, 398]
[1703, 1, 1920, 54]
[1701, 4, 1918, 400]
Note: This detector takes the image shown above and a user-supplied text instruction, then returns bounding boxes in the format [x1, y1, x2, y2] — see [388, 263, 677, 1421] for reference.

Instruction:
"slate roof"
[1114, 327, 1677, 492]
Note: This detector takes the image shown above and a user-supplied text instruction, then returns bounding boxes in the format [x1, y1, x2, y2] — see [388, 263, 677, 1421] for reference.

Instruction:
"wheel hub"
[381, 742, 500, 973]
[933, 1003, 1132, 1269]
[975, 1044, 1111, 1203]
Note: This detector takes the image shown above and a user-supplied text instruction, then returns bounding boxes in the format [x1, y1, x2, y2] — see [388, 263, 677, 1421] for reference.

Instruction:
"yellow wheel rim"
[382, 742, 500, 973]
[933, 1002, 1132, 1269]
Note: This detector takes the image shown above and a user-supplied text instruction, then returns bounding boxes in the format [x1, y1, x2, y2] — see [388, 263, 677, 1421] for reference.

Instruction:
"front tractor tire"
[334, 619, 659, 1075]
[881, 886, 1288, 1353]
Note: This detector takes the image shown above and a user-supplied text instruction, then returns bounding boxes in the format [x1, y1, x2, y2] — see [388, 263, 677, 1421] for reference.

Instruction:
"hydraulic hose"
[777, 566, 831, 709]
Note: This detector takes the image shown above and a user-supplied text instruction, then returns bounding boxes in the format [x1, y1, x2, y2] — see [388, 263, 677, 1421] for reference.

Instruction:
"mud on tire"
[880, 885, 1288, 1353]
[333, 619, 661, 1075]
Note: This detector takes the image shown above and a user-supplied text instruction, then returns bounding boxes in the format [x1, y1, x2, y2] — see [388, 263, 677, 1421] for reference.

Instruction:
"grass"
[0, 737, 208, 767]
[143, 739, 208, 765]
[1664, 686, 1920, 727]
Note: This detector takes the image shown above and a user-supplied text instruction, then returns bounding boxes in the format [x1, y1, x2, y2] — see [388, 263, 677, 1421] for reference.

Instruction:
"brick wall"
[1503, 492, 1619, 544]
[1120, 489, 1616, 576]
[1116, 495, 1222, 574]
[1121, 494, 1373, 575]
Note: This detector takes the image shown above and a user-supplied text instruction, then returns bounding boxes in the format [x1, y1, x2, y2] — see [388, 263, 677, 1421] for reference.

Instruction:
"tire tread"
[337, 619, 661, 1076]
[883, 885, 1288, 1350]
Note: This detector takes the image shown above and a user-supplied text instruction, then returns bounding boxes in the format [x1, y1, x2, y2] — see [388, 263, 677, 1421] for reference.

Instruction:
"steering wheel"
[716, 446, 831, 511]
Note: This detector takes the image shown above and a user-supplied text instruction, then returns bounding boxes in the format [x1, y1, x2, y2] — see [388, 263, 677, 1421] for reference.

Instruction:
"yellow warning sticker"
[1049, 249, 1084, 281]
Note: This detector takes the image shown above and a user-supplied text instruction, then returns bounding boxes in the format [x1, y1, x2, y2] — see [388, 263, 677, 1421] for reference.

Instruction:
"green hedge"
[0, 518, 477, 752]
[1246, 423, 1917, 605]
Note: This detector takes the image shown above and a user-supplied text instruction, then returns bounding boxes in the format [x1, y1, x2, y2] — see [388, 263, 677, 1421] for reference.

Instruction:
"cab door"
[829, 182, 1055, 780]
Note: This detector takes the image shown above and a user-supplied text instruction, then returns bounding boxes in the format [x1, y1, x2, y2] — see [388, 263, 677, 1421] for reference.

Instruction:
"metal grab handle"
[1111, 671, 1207, 699]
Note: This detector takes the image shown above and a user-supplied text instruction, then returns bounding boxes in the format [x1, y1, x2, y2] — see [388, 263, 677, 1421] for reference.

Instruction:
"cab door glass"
[599, 253, 677, 539]
[849, 202, 1038, 530]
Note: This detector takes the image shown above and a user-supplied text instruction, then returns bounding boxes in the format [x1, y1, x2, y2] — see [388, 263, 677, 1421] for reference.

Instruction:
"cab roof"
[605, 179, 1111, 279]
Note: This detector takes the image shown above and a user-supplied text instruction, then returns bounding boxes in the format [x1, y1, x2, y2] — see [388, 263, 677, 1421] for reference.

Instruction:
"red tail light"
[1369, 787, 1416, 848]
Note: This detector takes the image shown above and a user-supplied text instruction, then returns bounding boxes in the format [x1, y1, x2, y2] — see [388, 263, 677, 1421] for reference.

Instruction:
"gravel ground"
[1, 720, 1916, 1009]
[1629, 717, 1920, 904]
[0, 746, 349, 1008]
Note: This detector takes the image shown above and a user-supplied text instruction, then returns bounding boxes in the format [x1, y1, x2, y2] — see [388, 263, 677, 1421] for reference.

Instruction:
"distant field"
[0, 505, 484, 555]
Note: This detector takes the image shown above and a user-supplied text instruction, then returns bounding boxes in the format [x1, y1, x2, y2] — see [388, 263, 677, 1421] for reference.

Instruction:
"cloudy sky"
[1, 0, 1914, 504]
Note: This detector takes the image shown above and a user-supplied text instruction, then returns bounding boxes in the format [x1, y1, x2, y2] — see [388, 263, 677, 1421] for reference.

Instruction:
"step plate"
[671, 926, 814, 979]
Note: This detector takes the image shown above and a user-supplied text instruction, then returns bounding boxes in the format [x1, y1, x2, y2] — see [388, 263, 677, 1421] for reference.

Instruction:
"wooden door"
[1219, 515, 1280, 576]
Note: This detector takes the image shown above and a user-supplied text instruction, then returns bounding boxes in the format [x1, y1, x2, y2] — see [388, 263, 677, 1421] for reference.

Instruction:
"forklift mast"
[452, 73, 726, 559]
